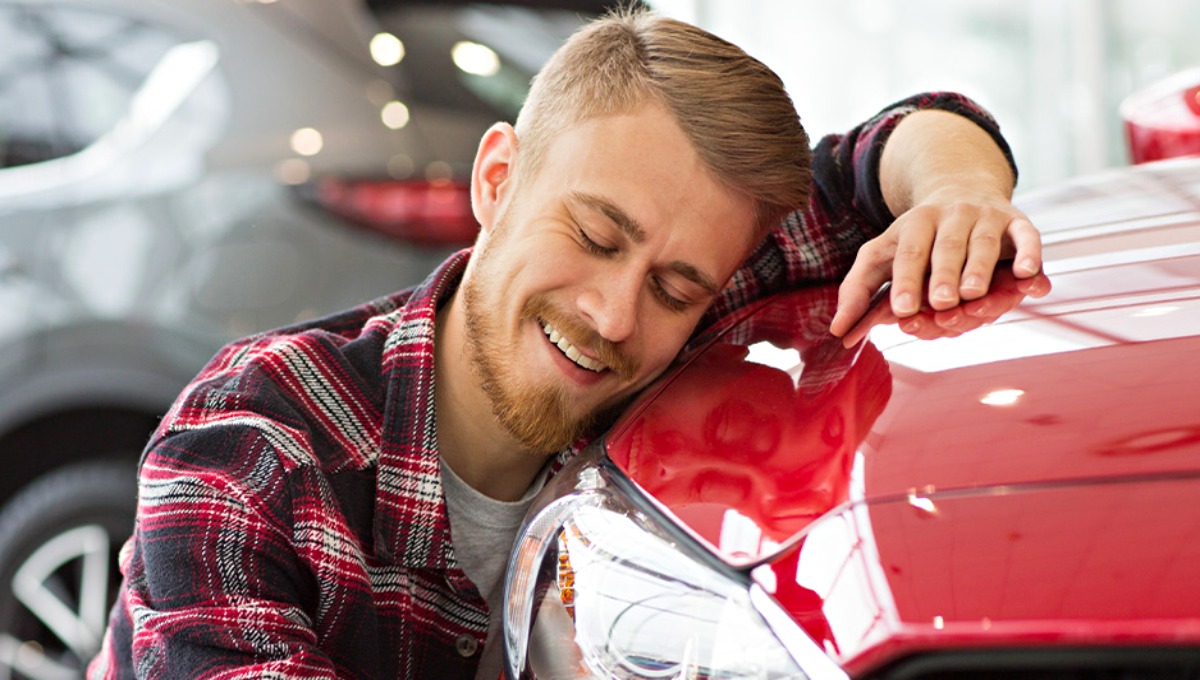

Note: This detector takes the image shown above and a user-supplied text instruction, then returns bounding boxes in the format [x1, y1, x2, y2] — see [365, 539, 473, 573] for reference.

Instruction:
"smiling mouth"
[541, 320, 608, 373]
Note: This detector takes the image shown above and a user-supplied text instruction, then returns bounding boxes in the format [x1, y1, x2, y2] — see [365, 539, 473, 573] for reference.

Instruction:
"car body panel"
[756, 473, 1200, 676]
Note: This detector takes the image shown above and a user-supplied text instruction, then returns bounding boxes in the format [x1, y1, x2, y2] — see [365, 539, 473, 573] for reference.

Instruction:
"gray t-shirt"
[440, 458, 548, 680]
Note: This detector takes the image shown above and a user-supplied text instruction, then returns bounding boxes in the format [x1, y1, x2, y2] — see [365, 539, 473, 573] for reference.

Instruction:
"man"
[90, 9, 1045, 679]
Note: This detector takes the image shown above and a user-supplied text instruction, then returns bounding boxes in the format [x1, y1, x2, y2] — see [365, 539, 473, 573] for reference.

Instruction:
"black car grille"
[867, 647, 1200, 680]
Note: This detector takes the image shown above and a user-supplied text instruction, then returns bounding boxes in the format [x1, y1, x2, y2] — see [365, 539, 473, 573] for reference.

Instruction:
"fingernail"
[901, 317, 923, 334]
[943, 313, 963, 328]
[962, 275, 984, 293]
[932, 285, 955, 303]
[1018, 258, 1039, 275]
[895, 292, 915, 314]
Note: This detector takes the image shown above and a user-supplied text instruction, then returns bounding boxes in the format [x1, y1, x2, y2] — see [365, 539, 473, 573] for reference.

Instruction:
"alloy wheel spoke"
[11, 525, 111, 662]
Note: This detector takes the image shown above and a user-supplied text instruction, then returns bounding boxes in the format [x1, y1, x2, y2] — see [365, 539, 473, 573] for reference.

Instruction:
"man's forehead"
[533, 107, 758, 268]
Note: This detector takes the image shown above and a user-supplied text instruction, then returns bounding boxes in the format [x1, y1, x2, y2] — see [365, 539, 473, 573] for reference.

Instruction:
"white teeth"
[541, 321, 606, 372]
[563, 343, 582, 362]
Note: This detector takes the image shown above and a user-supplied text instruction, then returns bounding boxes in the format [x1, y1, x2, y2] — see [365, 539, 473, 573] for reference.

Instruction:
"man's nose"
[576, 270, 641, 343]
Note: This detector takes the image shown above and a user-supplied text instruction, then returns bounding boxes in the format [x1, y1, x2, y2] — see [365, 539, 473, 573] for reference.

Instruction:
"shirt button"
[455, 634, 479, 658]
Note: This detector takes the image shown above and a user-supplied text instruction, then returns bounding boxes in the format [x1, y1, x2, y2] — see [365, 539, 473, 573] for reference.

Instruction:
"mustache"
[523, 296, 640, 381]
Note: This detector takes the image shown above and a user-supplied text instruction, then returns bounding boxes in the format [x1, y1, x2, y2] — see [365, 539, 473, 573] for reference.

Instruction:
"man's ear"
[471, 122, 519, 234]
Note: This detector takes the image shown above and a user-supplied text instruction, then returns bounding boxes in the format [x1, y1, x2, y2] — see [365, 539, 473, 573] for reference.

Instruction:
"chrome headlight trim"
[503, 478, 606, 673]
[503, 442, 848, 680]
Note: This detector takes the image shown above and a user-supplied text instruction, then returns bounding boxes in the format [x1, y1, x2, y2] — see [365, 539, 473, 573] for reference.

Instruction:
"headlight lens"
[504, 447, 841, 679]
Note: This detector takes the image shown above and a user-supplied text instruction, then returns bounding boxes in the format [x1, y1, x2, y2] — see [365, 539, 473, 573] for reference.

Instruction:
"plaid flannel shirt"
[89, 93, 1012, 679]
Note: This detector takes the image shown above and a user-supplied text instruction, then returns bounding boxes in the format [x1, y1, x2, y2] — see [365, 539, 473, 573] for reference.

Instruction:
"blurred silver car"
[0, 0, 609, 676]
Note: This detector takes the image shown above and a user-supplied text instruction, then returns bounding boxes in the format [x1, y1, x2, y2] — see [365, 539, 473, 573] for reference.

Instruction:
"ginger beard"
[461, 211, 641, 454]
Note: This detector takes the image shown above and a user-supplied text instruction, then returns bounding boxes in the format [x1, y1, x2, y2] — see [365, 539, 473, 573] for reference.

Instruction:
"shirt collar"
[369, 249, 589, 568]
[372, 248, 470, 567]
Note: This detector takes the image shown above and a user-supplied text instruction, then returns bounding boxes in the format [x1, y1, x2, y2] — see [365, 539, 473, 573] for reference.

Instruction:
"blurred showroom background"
[657, 0, 1200, 189]
[0, 3, 1198, 677]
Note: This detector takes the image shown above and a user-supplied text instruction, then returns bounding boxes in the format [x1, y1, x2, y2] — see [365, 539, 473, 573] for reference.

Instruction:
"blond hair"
[514, 8, 811, 233]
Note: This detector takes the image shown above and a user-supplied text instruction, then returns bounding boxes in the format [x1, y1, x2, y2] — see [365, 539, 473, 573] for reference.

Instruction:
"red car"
[501, 156, 1200, 678]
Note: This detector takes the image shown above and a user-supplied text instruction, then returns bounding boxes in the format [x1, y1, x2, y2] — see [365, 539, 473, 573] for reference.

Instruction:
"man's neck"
[434, 290, 551, 502]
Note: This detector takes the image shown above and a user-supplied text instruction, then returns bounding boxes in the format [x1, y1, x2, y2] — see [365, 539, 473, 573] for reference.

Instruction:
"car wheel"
[0, 461, 136, 680]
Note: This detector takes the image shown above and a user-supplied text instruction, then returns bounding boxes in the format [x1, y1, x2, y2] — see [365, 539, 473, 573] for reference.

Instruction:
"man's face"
[461, 103, 759, 453]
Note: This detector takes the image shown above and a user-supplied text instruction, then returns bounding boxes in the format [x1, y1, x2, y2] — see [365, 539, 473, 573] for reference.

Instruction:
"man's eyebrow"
[667, 261, 719, 295]
[570, 191, 646, 243]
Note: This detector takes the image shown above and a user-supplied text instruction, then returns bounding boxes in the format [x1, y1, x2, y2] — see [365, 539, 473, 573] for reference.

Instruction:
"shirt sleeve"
[93, 426, 339, 679]
[700, 92, 1016, 329]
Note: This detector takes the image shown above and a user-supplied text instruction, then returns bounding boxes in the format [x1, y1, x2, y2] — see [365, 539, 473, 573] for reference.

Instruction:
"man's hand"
[839, 265, 1051, 348]
[830, 191, 1043, 339]
[828, 108, 1044, 342]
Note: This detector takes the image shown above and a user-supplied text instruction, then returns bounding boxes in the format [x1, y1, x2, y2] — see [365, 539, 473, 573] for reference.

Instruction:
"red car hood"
[603, 158, 1200, 674]
[755, 471, 1200, 677]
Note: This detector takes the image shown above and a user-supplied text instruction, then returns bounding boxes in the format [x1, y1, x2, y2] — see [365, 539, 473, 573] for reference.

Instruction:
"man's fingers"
[1008, 217, 1043, 278]
[833, 205, 1045, 341]
[956, 212, 1007, 301]
[925, 207, 976, 311]
[831, 241, 894, 337]
[889, 216, 935, 317]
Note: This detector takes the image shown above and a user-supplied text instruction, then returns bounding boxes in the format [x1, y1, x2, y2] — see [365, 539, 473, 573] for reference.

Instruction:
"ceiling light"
[370, 33, 405, 67]
[381, 100, 410, 129]
[290, 127, 323, 156]
[451, 41, 500, 77]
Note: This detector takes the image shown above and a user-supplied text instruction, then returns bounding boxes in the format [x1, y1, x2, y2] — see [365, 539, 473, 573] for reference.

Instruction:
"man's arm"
[90, 428, 339, 679]
[702, 92, 1044, 339]
[829, 108, 1043, 338]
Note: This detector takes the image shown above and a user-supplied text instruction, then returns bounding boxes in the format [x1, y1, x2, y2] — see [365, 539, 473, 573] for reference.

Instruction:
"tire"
[0, 461, 137, 680]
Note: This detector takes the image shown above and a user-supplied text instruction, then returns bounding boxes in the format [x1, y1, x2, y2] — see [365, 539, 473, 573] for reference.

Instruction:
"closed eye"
[652, 277, 689, 312]
[577, 224, 617, 256]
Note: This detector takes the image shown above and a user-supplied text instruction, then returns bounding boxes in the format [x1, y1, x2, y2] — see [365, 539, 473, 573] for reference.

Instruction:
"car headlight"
[503, 444, 848, 680]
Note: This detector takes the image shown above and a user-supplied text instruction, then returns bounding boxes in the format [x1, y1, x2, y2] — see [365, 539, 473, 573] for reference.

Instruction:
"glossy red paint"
[603, 158, 1200, 675]
[759, 476, 1200, 676]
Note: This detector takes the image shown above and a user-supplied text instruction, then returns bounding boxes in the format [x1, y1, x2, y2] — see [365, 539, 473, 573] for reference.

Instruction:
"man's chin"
[500, 416, 588, 456]
[495, 393, 636, 455]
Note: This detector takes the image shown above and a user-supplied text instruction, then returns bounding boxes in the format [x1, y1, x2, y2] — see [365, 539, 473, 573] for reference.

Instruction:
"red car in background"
[1123, 66, 1200, 164]
[502, 156, 1200, 678]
